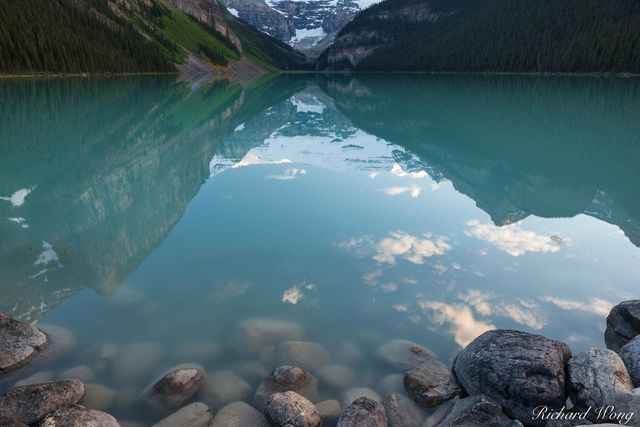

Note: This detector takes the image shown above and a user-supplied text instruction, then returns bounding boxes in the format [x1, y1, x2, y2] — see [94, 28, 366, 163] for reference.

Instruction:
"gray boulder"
[0, 312, 47, 374]
[254, 365, 319, 410]
[341, 387, 381, 408]
[618, 335, 640, 387]
[384, 392, 425, 427]
[437, 394, 519, 427]
[567, 348, 633, 413]
[152, 402, 212, 427]
[404, 360, 460, 407]
[375, 340, 436, 371]
[337, 396, 388, 427]
[37, 404, 119, 427]
[144, 365, 205, 411]
[452, 330, 571, 426]
[605, 300, 640, 351]
[264, 391, 321, 427]
[211, 401, 269, 427]
[0, 379, 85, 424]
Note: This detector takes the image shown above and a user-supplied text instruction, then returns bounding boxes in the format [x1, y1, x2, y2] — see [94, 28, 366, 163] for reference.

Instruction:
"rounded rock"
[383, 392, 425, 427]
[145, 365, 205, 411]
[437, 394, 518, 427]
[0, 313, 47, 374]
[618, 335, 640, 387]
[264, 391, 321, 427]
[452, 330, 571, 426]
[152, 402, 213, 427]
[317, 364, 357, 390]
[37, 404, 119, 427]
[605, 300, 640, 351]
[337, 396, 388, 427]
[316, 400, 341, 426]
[341, 387, 381, 409]
[375, 340, 436, 371]
[254, 365, 319, 411]
[276, 341, 331, 371]
[404, 359, 460, 407]
[211, 401, 269, 427]
[0, 379, 85, 425]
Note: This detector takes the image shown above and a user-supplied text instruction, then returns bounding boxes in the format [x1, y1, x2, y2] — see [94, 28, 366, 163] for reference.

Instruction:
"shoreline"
[1, 69, 639, 80]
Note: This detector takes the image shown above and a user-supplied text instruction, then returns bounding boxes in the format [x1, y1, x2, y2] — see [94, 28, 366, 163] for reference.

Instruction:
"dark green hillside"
[0, 0, 172, 73]
[320, 0, 640, 73]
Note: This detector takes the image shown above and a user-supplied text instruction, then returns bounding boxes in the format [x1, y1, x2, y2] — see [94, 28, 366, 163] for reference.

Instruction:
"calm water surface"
[1, 74, 639, 423]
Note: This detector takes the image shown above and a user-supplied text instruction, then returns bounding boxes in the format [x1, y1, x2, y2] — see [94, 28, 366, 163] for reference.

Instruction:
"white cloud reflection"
[382, 184, 422, 198]
[465, 220, 566, 256]
[282, 282, 317, 305]
[390, 163, 428, 179]
[1, 187, 33, 207]
[267, 168, 307, 180]
[373, 232, 451, 265]
[540, 296, 612, 317]
[419, 300, 495, 347]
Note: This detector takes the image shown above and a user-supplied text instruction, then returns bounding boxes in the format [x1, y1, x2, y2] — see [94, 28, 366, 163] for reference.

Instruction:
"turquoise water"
[1, 74, 640, 423]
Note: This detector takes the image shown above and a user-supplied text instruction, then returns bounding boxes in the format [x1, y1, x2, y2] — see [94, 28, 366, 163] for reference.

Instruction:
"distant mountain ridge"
[0, 0, 305, 74]
[318, 0, 640, 73]
[219, 0, 379, 56]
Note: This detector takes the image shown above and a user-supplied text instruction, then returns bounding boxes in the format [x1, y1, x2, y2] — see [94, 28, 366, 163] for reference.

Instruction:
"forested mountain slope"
[318, 0, 640, 73]
[0, 0, 305, 74]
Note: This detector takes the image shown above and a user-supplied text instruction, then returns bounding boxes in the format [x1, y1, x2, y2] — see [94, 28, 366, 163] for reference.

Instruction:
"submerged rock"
[234, 360, 270, 383]
[200, 370, 251, 409]
[83, 383, 117, 412]
[0, 312, 47, 374]
[254, 365, 319, 410]
[37, 325, 75, 364]
[58, 365, 94, 382]
[336, 341, 362, 364]
[383, 392, 425, 427]
[13, 371, 53, 387]
[437, 394, 518, 427]
[375, 340, 436, 371]
[37, 404, 119, 427]
[404, 359, 460, 407]
[0, 416, 27, 427]
[316, 400, 341, 426]
[152, 402, 212, 427]
[211, 401, 269, 427]
[317, 364, 357, 390]
[422, 397, 458, 427]
[605, 300, 640, 351]
[0, 379, 85, 424]
[264, 391, 321, 427]
[233, 318, 304, 355]
[453, 330, 571, 426]
[337, 396, 388, 427]
[275, 341, 331, 371]
[618, 335, 640, 387]
[113, 342, 163, 384]
[567, 348, 635, 420]
[341, 387, 381, 408]
[145, 365, 205, 411]
[378, 374, 405, 395]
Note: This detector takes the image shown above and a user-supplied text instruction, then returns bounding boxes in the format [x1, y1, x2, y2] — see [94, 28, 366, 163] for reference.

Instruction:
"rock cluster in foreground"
[2, 300, 640, 426]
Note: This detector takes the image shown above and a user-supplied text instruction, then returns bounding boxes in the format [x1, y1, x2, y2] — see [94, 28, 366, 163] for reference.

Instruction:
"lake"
[1, 74, 639, 424]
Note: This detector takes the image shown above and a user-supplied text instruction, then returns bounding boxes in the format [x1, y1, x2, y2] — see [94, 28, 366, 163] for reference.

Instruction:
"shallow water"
[1, 74, 640, 423]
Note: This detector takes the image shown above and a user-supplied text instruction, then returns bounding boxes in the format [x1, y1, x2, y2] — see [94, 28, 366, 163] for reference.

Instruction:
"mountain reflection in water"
[0, 74, 639, 358]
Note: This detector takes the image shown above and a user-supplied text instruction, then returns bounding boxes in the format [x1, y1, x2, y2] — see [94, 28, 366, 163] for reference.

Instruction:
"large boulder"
[337, 396, 388, 427]
[0, 379, 85, 424]
[567, 348, 633, 412]
[152, 402, 212, 427]
[0, 313, 47, 375]
[233, 318, 304, 355]
[452, 330, 571, 426]
[437, 394, 520, 427]
[383, 392, 425, 427]
[144, 365, 205, 411]
[404, 360, 460, 407]
[254, 366, 319, 410]
[605, 300, 640, 351]
[264, 391, 321, 427]
[211, 401, 269, 427]
[275, 341, 331, 371]
[375, 340, 436, 371]
[618, 335, 640, 387]
[37, 404, 119, 427]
